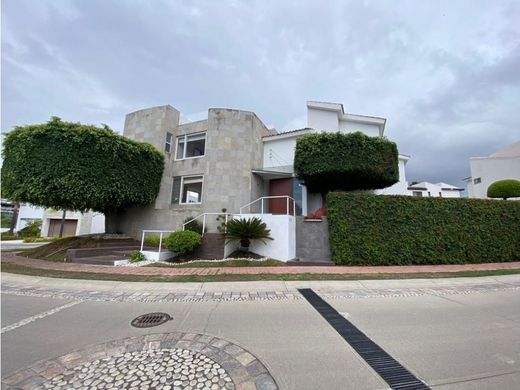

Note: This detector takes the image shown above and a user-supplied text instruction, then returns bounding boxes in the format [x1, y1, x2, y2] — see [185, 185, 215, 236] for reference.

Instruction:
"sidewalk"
[3, 253, 520, 276]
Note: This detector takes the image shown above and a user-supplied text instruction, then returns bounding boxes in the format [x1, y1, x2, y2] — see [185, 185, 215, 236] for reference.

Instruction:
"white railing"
[140, 230, 176, 256]
[239, 196, 296, 216]
[182, 213, 232, 236]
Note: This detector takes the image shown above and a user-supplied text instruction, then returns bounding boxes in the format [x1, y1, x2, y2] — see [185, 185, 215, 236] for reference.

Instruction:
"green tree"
[294, 131, 399, 195]
[1, 117, 164, 233]
[487, 179, 520, 200]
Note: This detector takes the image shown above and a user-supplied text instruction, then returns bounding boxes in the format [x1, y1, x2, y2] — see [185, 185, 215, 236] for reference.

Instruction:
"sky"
[2, 0, 519, 186]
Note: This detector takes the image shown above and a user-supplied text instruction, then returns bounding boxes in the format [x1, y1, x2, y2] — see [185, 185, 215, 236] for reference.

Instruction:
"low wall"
[295, 216, 331, 262]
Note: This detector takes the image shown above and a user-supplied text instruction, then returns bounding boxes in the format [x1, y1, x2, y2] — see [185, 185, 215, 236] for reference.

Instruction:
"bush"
[294, 132, 399, 193]
[225, 217, 273, 249]
[17, 220, 42, 238]
[143, 235, 162, 247]
[183, 217, 204, 235]
[487, 179, 520, 200]
[327, 192, 520, 265]
[130, 250, 146, 263]
[0, 233, 18, 241]
[164, 230, 202, 256]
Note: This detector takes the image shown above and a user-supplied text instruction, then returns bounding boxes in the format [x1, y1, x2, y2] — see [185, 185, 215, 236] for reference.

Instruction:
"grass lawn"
[2, 261, 520, 283]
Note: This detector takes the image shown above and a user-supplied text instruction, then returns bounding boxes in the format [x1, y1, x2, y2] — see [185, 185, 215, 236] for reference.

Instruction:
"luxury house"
[109, 101, 410, 237]
[463, 141, 520, 199]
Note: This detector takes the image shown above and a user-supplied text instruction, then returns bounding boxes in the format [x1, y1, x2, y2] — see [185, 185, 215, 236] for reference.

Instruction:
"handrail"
[182, 212, 232, 236]
[239, 196, 296, 216]
[140, 229, 176, 255]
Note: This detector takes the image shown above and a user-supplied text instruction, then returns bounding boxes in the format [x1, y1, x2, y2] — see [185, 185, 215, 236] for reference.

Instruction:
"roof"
[408, 181, 464, 191]
[489, 141, 520, 158]
[262, 128, 313, 139]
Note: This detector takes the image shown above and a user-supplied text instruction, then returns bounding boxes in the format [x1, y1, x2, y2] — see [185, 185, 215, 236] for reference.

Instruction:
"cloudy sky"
[2, 0, 519, 186]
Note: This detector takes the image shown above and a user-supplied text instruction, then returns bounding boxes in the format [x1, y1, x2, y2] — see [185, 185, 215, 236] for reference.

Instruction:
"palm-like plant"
[225, 217, 273, 249]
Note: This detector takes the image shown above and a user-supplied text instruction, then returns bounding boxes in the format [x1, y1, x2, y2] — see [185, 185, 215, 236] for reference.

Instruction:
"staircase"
[192, 233, 226, 260]
[66, 239, 142, 266]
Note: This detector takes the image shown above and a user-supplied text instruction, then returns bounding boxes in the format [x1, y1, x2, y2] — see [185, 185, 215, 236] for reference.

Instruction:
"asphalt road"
[2, 274, 520, 389]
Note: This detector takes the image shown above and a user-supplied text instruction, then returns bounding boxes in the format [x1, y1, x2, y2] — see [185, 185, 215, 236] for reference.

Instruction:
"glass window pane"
[185, 136, 205, 158]
[171, 176, 181, 204]
[176, 138, 185, 159]
[182, 178, 203, 203]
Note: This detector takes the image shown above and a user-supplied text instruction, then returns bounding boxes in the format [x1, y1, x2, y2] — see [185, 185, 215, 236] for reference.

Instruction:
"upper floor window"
[473, 177, 481, 184]
[412, 191, 423, 197]
[165, 132, 173, 153]
[176, 132, 206, 160]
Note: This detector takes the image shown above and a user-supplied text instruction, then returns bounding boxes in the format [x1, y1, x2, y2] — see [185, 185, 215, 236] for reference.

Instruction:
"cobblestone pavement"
[4, 253, 520, 275]
[2, 280, 519, 303]
[2, 333, 278, 390]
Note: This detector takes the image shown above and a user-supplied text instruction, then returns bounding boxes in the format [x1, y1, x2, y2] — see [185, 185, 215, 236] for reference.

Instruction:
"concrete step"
[193, 233, 225, 260]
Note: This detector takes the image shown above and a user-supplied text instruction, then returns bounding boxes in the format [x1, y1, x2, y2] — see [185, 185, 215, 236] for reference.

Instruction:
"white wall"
[229, 214, 296, 261]
[91, 213, 106, 234]
[375, 158, 409, 195]
[307, 107, 338, 130]
[15, 204, 45, 232]
[468, 156, 520, 198]
[406, 182, 462, 198]
[338, 120, 380, 137]
[263, 137, 297, 168]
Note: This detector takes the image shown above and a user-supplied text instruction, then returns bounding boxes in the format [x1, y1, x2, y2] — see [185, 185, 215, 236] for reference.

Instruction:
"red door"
[269, 178, 293, 214]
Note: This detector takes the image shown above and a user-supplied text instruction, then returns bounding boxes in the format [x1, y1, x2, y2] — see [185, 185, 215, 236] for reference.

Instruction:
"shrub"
[143, 235, 162, 247]
[487, 179, 520, 200]
[129, 250, 146, 263]
[183, 217, 204, 235]
[225, 217, 273, 249]
[294, 132, 399, 194]
[17, 220, 42, 238]
[327, 192, 520, 265]
[0, 233, 18, 241]
[164, 230, 202, 256]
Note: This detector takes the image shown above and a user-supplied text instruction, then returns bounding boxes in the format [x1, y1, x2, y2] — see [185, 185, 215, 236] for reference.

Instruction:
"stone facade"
[111, 105, 268, 237]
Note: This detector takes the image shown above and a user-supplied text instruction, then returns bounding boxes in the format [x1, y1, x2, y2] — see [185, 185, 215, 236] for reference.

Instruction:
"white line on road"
[1, 301, 81, 334]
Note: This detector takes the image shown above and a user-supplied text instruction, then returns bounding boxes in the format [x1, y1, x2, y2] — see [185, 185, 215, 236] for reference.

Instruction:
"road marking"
[1, 301, 81, 334]
[298, 288, 430, 390]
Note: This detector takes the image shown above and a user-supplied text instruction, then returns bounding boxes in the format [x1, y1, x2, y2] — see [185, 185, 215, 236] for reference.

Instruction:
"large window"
[171, 175, 203, 204]
[176, 132, 206, 160]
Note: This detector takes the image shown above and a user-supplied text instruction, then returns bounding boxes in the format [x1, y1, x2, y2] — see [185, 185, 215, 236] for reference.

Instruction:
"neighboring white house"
[40, 209, 105, 237]
[15, 204, 45, 231]
[407, 182, 463, 198]
[463, 141, 520, 199]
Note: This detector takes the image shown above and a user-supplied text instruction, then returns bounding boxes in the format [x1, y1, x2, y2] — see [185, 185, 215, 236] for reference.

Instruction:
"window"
[473, 177, 481, 184]
[412, 191, 423, 197]
[428, 191, 431, 197]
[439, 192, 442, 197]
[176, 132, 206, 160]
[165, 132, 173, 153]
[172, 175, 203, 204]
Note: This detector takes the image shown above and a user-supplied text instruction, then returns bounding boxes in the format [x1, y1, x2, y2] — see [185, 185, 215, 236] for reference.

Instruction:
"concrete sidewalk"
[4, 253, 520, 276]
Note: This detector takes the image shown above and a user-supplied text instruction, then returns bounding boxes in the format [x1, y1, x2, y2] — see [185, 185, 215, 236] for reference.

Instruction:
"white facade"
[407, 182, 463, 198]
[464, 141, 520, 199]
[15, 204, 45, 231]
[40, 209, 105, 237]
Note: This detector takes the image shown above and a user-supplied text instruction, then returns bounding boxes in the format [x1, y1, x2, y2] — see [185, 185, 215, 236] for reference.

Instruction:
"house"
[407, 182, 463, 198]
[110, 101, 410, 236]
[463, 141, 520, 198]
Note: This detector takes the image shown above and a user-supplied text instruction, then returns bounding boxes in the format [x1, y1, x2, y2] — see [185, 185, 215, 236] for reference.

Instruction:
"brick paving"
[3, 253, 520, 276]
[2, 332, 278, 390]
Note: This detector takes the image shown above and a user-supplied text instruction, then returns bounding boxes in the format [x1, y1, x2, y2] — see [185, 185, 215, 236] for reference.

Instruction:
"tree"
[1, 117, 164, 233]
[487, 179, 520, 200]
[294, 132, 399, 195]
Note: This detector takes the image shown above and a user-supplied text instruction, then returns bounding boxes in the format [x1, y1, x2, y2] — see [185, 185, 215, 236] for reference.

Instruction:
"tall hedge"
[1, 117, 164, 214]
[327, 193, 520, 265]
[294, 132, 399, 193]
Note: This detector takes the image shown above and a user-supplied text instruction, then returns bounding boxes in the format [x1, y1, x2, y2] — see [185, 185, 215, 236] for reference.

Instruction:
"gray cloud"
[2, 0, 519, 187]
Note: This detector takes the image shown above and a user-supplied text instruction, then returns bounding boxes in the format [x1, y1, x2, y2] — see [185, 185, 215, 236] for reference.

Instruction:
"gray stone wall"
[295, 216, 332, 262]
[111, 106, 268, 238]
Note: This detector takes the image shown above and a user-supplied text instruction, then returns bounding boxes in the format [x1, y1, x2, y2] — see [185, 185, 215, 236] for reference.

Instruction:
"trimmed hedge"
[327, 192, 520, 265]
[487, 179, 520, 200]
[294, 132, 399, 193]
[164, 230, 202, 256]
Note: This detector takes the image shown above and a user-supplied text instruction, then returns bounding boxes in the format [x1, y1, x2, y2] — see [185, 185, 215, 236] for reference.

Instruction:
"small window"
[473, 177, 481, 184]
[171, 176, 181, 204]
[165, 132, 173, 153]
[176, 132, 206, 160]
[428, 191, 431, 197]
[412, 191, 423, 197]
[439, 192, 442, 197]
[181, 176, 203, 204]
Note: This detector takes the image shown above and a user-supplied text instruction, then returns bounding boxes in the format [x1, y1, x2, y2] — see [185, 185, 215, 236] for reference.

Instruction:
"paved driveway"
[2, 274, 520, 389]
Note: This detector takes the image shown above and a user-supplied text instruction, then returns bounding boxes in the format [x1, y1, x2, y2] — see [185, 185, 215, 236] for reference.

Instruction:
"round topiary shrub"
[294, 132, 399, 194]
[164, 230, 202, 256]
[487, 179, 520, 200]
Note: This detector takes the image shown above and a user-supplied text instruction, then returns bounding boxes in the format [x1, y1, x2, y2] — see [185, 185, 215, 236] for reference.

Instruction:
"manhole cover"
[131, 312, 172, 328]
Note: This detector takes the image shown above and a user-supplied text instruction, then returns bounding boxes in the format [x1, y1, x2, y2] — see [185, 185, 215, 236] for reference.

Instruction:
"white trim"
[179, 175, 204, 205]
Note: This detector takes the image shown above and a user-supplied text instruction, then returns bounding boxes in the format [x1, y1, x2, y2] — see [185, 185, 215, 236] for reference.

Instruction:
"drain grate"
[298, 288, 430, 390]
[131, 312, 172, 328]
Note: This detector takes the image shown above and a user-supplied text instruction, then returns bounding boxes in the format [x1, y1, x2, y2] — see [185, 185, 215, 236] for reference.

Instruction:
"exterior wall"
[468, 156, 520, 199]
[295, 216, 331, 262]
[15, 204, 44, 232]
[263, 137, 297, 168]
[338, 120, 380, 137]
[41, 209, 104, 236]
[307, 107, 338, 130]
[114, 107, 267, 238]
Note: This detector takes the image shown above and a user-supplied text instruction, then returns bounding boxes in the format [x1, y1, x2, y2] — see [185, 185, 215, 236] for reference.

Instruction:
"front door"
[269, 178, 293, 214]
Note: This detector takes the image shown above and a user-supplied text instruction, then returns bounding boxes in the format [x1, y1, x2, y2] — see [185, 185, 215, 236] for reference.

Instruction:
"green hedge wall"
[294, 132, 399, 193]
[327, 193, 520, 265]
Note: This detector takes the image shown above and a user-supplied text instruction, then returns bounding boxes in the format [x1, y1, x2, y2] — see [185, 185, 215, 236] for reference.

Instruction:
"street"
[2, 274, 520, 389]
